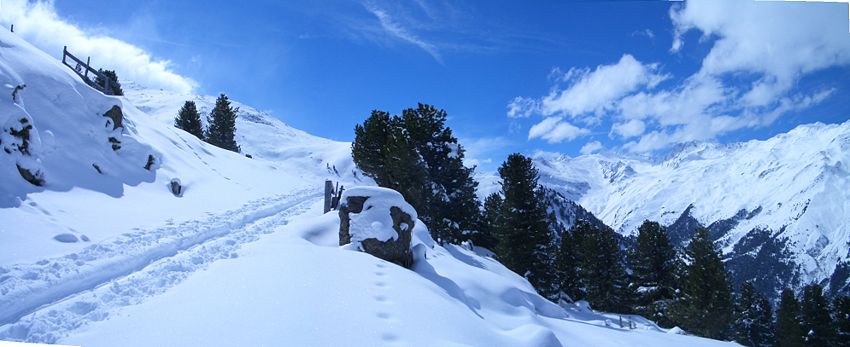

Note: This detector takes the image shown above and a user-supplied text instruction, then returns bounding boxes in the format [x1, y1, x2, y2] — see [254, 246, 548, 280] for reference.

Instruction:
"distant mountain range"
[512, 122, 850, 299]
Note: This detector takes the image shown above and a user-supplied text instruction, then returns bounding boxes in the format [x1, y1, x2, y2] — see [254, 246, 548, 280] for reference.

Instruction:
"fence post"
[84, 57, 91, 79]
[324, 180, 333, 213]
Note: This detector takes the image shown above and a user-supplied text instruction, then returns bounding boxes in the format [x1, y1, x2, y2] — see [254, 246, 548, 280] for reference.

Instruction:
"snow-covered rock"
[338, 186, 418, 267]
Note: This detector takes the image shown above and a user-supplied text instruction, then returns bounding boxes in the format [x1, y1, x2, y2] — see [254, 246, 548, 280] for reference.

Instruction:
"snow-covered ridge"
[529, 120, 850, 294]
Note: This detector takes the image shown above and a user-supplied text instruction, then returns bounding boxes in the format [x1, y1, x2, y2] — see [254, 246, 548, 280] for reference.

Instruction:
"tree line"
[351, 103, 850, 345]
[174, 94, 241, 153]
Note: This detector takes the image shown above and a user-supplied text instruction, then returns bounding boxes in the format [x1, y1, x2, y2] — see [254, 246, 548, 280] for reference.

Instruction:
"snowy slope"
[0, 28, 340, 326]
[122, 83, 360, 183]
[53, 204, 733, 347]
[525, 124, 850, 296]
[0, 30, 737, 345]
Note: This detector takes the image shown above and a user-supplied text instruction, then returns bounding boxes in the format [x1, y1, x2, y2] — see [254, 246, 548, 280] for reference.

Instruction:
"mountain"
[527, 123, 850, 298]
[0, 29, 735, 346]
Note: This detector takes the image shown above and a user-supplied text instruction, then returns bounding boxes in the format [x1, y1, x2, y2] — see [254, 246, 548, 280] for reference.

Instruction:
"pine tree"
[96, 69, 124, 96]
[205, 94, 240, 152]
[628, 220, 678, 328]
[775, 288, 805, 347]
[800, 283, 834, 346]
[352, 110, 393, 185]
[733, 281, 775, 346]
[383, 116, 429, 215]
[669, 227, 733, 339]
[174, 100, 204, 139]
[569, 220, 631, 312]
[401, 104, 482, 244]
[351, 105, 484, 245]
[556, 222, 581, 302]
[833, 295, 850, 347]
[477, 193, 503, 250]
[494, 154, 555, 297]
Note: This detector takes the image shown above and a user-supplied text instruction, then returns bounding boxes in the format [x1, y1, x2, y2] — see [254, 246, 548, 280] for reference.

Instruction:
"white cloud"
[364, 2, 442, 63]
[540, 54, 667, 118]
[579, 141, 603, 155]
[610, 119, 646, 139]
[528, 116, 590, 143]
[521, 0, 846, 154]
[506, 96, 538, 118]
[671, 0, 850, 106]
[458, 136, 511, 168]
[0, 0, 196, 93]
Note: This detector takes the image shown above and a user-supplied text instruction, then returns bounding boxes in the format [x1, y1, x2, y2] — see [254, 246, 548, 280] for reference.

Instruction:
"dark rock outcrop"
[16, 164, 44, 186]
[103, 105, 123, 130]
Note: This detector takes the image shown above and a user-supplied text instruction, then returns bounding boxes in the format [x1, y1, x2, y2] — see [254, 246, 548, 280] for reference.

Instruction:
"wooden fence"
[61, 46, 116, 96]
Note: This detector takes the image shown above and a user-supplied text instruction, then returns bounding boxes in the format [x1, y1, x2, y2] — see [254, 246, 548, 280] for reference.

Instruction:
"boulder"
[338, 187, 417, 268]
[169, 178, 182, 197]
[103, 105, 123, 130]
[16, 163, 44, 186]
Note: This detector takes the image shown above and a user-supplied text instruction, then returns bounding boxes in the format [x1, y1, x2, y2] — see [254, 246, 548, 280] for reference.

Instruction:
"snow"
[56, 208, 733, 347]
[0, 29, 737, 346]
[341, 186, 418, 245]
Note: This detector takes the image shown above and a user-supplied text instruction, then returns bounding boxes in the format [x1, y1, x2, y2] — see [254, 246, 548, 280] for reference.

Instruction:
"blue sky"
[3, 0, 850, 170]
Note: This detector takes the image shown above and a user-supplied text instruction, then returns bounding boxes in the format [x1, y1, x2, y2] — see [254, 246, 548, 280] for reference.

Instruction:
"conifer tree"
[401, 104, 481, 244]
[205, 94, 240, 152]
[628, 220, 678, 328]
[800, 283, 834, 346]
[733, 281, 775, 346]
[477, 193, 503, 250]
[352, 110, 392, 185]
[834, 295, 850, 347]
[775, 288, 805, 347]
[556, 223, 581, 302]
[382, 116, 429, 215]
[351, 104, 484, 244]
[174, 100, 204, 139]
[669, 227, 733, 339]
[96, 69, 124, 96]
[569, 220, 631, 312]
[493, 154, 554, 296]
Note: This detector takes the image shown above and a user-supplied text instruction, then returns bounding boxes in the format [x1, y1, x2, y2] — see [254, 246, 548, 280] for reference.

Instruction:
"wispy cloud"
[363, 2, 442, 63]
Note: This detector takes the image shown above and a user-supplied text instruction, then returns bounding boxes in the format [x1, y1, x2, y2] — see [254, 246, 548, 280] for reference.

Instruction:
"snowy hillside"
[524, 124, 850, 297]
[0, 29, 737, 346]
[121, 83, 360, 183]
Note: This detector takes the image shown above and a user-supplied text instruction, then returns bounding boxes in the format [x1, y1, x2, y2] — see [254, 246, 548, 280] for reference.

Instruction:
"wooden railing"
[61, 46, 115, 96]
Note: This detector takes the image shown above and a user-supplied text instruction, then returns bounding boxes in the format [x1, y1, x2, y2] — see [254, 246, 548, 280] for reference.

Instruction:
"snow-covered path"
[0, 189, 321, 342]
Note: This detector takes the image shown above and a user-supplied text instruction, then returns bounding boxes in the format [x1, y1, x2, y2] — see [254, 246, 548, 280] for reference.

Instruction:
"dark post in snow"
[324, 180, 334, 213]
[324, 180, 346, 213]
[10, 24, 14, 33]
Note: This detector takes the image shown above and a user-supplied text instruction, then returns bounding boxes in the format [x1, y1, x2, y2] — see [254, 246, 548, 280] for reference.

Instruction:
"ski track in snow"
[0, 189, 320, 343]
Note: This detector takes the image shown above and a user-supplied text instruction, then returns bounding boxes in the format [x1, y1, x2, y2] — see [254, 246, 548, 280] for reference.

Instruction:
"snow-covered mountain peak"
[525, 119, 850, 297]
